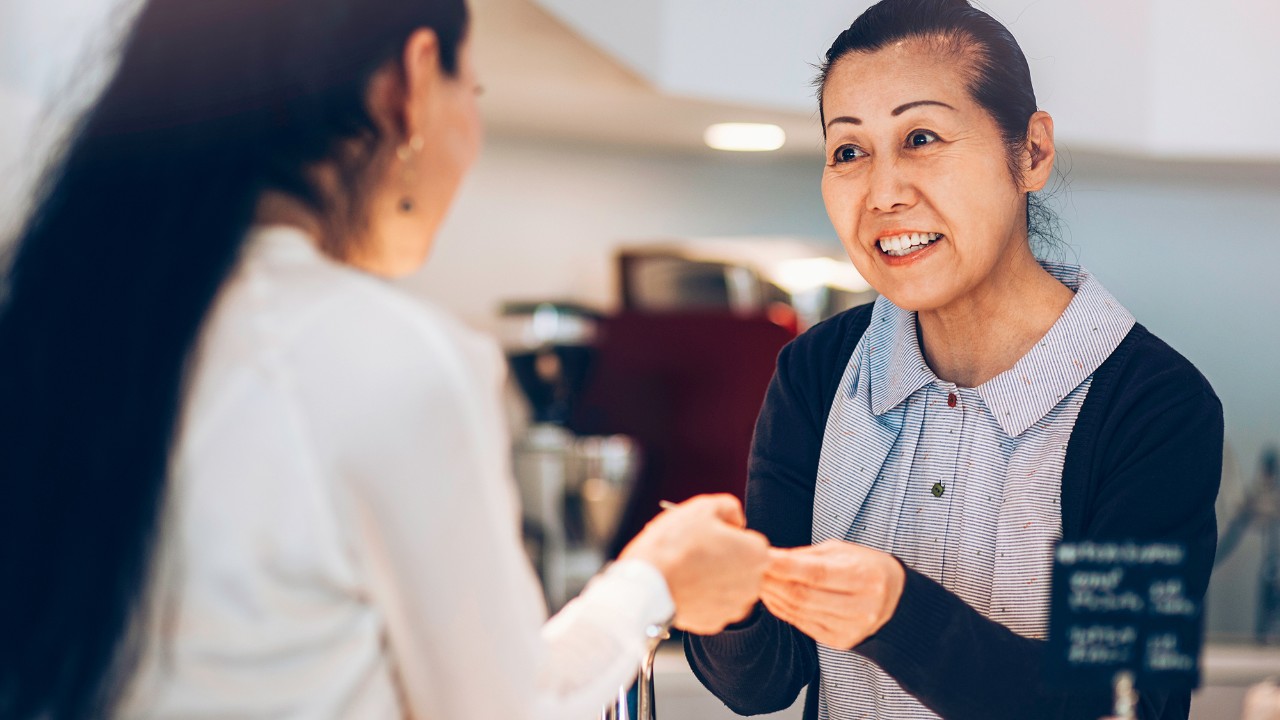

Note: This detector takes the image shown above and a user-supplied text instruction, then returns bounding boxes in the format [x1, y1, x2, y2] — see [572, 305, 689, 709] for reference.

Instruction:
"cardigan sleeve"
[854, 329, 1223, 720]
[684, 306, 870, 716]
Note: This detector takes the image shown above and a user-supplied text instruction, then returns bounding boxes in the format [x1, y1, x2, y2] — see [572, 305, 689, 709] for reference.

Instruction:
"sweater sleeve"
[684, 307, 869, 716]
[854, 331, 1223, 720]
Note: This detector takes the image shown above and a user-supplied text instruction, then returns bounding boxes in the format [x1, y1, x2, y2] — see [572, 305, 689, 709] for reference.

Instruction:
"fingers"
[760, 588, 842, 641]
[765, 540, 888, 589]
[760, 584, 871, 650]
[719, 527, 770, 586]
[689, 493, 746, 527]
[759, 583, 802, 621]
[691, 594, 758, 632]
[765, 547, 832, 585]
[673, 582, 760, 636]
[742, 528, 771, 556]
[762, 576, 860, 618]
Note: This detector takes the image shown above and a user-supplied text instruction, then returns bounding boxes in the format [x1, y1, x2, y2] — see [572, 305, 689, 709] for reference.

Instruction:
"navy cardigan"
[685, 303, 1222, 720]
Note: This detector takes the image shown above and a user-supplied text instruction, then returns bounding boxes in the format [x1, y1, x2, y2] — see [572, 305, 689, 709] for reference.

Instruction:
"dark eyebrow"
[825, 116, 861, 128]
[825, 100, 956, 130]
[892, 100, 955, 115]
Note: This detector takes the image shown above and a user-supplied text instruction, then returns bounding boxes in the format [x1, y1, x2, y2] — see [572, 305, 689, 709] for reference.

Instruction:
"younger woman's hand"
[619, 494, 769, 635]
[760, 540, 905, 649]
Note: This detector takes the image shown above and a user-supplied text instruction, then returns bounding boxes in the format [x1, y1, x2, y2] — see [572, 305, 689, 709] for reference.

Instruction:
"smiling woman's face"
[821, 39, 1044, 313]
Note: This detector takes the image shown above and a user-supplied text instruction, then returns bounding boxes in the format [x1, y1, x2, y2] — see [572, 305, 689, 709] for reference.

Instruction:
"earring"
[397, 134, 425, 213]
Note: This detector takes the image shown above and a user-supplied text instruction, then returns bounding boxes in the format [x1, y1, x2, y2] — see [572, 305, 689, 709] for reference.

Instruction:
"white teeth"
[878, 232, 941, 257]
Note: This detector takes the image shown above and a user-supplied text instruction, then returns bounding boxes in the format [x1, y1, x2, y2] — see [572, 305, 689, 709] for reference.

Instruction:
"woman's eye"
[907, 130, 939, 147]
[832, 145, 866, 164]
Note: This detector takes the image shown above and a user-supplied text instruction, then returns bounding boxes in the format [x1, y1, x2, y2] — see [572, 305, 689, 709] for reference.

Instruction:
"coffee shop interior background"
[3, 1, 1279, 718]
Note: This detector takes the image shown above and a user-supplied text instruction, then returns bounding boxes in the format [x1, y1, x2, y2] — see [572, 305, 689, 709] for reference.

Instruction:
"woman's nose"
[864, 157, 915, 213]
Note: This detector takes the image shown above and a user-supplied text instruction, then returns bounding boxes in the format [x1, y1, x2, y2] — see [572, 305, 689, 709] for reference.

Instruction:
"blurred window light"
[703, 123, 786, 152]
[771, 257, 871, 294]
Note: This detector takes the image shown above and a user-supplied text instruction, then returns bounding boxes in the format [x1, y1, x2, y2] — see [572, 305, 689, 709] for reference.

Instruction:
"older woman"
[685, 1, 1221, 719]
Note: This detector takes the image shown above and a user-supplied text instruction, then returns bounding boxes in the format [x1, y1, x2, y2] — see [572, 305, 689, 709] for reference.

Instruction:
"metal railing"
[600, 627, 667, 720]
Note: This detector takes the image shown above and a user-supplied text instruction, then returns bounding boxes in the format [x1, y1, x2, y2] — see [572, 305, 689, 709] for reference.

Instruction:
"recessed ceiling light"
[704, 123, 786, 152]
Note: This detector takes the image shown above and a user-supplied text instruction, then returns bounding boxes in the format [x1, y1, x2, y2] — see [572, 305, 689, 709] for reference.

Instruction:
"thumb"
[694, 493, 745, 528]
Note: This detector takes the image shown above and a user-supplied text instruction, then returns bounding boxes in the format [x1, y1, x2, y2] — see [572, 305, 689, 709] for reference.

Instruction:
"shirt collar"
[867, 263, 1135, 437]
[245, 224, 328, 263]
[867, 297, 936, 417]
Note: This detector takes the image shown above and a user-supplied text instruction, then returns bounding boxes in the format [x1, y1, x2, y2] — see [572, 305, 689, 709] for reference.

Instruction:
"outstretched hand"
[761, 539, 905, 649]
[619, 494, 769, 635]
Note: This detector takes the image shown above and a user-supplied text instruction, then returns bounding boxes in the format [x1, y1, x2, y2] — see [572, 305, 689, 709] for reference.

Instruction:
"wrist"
[599, 559, 677, 630]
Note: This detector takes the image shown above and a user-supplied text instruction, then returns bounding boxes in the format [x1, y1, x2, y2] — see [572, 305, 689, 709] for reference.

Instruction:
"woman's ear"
[1022, 110, 1056, 193]
[364, 28, 441, 143]
[399, 29, 442, 141]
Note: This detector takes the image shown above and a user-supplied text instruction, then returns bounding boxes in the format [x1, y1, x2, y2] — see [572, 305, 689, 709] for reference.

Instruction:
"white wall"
[401, 135, 835, 328]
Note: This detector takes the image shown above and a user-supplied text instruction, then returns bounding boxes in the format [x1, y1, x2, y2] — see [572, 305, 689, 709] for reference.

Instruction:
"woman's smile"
[876, 229, 946, 266]
[877, 231, 942, 257]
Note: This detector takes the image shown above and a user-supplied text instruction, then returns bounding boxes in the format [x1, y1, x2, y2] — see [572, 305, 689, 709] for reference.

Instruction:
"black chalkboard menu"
[1046, 541, 1201, 691]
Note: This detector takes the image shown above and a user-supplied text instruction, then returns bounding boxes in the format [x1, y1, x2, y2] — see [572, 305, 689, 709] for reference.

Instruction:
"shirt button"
[947, 392, 958, 408]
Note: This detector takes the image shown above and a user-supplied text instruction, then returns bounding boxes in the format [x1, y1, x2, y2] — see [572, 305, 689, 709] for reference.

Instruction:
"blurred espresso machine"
[500, 302, 641, 612]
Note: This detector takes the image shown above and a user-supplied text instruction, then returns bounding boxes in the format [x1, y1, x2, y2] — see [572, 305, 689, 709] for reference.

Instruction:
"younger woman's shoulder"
[315, 280, 501, 389]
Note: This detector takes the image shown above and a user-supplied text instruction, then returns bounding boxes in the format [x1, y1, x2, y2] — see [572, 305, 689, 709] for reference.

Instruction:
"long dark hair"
[0, 1, 467, 717]
[817, 0, 1059, 245]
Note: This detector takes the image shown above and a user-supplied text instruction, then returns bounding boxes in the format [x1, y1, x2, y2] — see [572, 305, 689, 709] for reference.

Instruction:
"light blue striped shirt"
[811, 263, 1136, 719]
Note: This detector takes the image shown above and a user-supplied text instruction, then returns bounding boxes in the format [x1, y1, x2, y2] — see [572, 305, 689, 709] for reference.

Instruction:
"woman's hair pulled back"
[819, 0, 1036, 180]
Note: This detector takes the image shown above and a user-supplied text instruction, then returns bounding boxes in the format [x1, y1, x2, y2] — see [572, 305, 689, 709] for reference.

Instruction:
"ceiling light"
[704, 123, 786, 152]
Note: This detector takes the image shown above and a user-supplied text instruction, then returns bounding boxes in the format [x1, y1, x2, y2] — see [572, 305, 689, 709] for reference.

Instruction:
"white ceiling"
[477, 0, 1280, 163]
[469, 0, 827, 158]
[3, 0, 1277, 171]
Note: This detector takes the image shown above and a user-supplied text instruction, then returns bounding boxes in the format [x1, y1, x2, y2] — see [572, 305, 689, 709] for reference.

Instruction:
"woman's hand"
[760, 540, 905, 649]
[619, 494, 769, 635]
